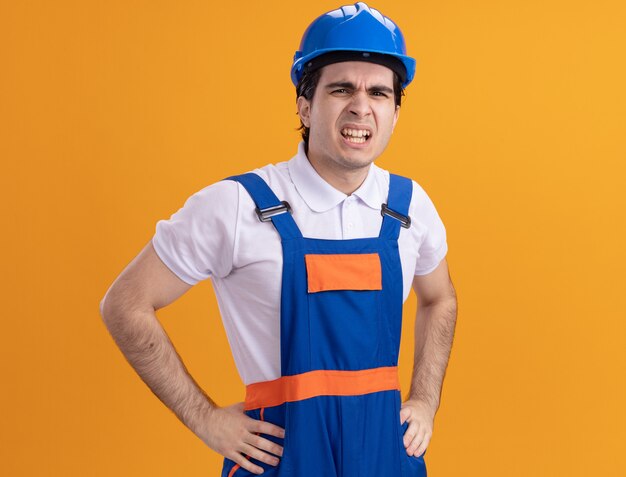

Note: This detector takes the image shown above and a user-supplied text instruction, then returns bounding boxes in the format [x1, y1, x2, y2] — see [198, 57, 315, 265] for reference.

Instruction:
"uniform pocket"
[307, 287, 382, 370]
[305, 253, 385, 370]
[221, 406, 290, 477]
[398, 418, 428, 476]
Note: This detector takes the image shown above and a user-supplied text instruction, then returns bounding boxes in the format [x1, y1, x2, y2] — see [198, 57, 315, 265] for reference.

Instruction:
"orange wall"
[1, 1, 624, 475]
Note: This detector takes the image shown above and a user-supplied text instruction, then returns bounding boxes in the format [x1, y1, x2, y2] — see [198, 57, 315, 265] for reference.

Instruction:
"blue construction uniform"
[221, 172, 427, 477]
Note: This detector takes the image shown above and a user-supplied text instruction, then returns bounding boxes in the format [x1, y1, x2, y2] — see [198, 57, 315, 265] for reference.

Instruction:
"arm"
[100, 240, 284, 474]
[399, 257, 458, 457]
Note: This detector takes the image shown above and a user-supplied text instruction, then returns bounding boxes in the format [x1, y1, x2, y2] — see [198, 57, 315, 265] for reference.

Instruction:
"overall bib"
[221, 172, 427, 477]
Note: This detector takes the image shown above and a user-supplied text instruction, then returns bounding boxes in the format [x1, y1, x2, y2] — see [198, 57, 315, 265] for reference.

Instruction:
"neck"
[306, 151, 371, 196]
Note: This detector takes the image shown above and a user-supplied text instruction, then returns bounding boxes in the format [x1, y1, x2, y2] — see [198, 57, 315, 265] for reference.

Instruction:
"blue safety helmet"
[291, 2, 416, 88]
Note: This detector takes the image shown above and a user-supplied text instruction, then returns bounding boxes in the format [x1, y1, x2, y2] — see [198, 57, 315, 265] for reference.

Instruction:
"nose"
[348, 91, 372, 118]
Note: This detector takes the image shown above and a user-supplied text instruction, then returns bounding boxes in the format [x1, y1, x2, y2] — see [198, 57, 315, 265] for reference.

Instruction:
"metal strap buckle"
[255, 201, 292, 222]
[381, 203, 411, 229]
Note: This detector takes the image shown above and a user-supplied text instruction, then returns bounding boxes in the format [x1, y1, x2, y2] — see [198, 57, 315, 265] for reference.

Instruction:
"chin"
[337, 153, 376, 170]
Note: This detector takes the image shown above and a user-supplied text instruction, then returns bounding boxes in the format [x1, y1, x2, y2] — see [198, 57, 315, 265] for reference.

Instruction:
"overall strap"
[379, 173, 414, 240]
[225, 172, 303, 240]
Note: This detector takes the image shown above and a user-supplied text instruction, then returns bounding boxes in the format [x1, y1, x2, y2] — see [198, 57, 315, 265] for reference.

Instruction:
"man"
[100, 2, 457, 476]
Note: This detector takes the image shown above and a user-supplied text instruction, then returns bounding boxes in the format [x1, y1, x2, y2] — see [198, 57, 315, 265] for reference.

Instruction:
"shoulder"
[190, 177, 239, 202]
[249, 160, 293, 193]
[189, 160, 290, 205]
[373, 165, 446, 238]
[409, 179, 437, 210]
[407, 179, 444, 230]
[370, 164, 437, 211]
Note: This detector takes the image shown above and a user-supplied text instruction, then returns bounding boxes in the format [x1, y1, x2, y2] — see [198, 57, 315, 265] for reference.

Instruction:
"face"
[297, 61, 400, 174]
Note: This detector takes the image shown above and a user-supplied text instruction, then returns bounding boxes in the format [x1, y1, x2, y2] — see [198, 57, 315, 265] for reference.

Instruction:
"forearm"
[406, 297, 458, 415]
[101, 305, 216, 443]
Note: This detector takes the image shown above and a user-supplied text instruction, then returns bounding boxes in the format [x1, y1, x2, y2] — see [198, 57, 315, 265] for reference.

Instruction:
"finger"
[406, 428, 424, 455]
[399, 406, 411, 425]
[249, 418, 286, 439]
[413, 434, 431, 458]
[240, 441, 281, 467]
[403, 420, 420, 448]
[247, 433, 284, 457]
[408, 426, 431, 456]
[230, 452, 264, 475]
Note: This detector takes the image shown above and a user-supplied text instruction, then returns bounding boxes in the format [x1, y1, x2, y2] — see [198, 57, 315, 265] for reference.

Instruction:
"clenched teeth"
[341, 128, 371, 138]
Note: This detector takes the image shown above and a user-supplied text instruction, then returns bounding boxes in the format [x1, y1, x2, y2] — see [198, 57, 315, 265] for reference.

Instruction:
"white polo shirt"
[152, 142, 448, 385]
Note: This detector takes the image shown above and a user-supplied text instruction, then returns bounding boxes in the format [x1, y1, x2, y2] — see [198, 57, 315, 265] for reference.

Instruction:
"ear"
[297, 96, 312, 128]
[392, 105, 400, 132]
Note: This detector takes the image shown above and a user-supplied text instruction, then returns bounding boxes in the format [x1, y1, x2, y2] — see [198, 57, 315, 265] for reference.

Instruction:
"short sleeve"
[151, 180, 239, 285]
[410, 181, 448, 276]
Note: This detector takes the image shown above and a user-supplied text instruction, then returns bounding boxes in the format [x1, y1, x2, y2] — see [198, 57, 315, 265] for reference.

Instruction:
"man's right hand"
[203, 402, 285, 475]
[100, 242, 286, 475]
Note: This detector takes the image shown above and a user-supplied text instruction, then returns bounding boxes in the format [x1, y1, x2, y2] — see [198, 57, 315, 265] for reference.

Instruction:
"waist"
[244, 366, 400, 410]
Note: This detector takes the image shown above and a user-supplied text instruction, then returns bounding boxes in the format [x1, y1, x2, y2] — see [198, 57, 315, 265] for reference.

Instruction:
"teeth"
[341, 128, 371, 138]
[345, 136, 366, 143]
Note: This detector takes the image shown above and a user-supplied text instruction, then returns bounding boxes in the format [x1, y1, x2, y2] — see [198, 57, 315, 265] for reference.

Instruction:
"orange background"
[1, 1, 625, 475]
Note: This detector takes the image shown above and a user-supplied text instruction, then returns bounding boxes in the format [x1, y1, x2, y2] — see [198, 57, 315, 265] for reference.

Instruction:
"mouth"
[340, 127, 372, 144]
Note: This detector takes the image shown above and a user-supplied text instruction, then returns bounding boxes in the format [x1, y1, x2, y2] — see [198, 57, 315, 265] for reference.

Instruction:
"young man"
[100, 3, 457, 476]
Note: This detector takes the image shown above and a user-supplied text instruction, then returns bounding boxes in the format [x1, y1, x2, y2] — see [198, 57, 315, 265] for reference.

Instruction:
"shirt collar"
[288, 142, 383, 212]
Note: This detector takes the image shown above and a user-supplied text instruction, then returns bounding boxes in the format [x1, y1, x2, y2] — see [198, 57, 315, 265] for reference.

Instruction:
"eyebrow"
[324, 81, 394, 95]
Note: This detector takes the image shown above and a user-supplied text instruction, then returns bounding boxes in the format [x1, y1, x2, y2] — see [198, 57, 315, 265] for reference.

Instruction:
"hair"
[296, 66, 405, 154]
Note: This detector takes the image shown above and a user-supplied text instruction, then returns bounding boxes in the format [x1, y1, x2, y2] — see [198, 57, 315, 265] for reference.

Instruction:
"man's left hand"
[399, 399, 435, 458]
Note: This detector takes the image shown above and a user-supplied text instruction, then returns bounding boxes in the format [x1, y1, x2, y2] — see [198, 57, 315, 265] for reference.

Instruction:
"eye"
[371, 91, 389, 98]
[332, 88, 349, 94]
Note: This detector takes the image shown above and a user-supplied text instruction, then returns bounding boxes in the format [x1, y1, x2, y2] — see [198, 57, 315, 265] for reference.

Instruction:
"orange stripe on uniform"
[228, 463, 240, 477]
[305, 253, 382, 293]
[244, 366, 400, 410]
